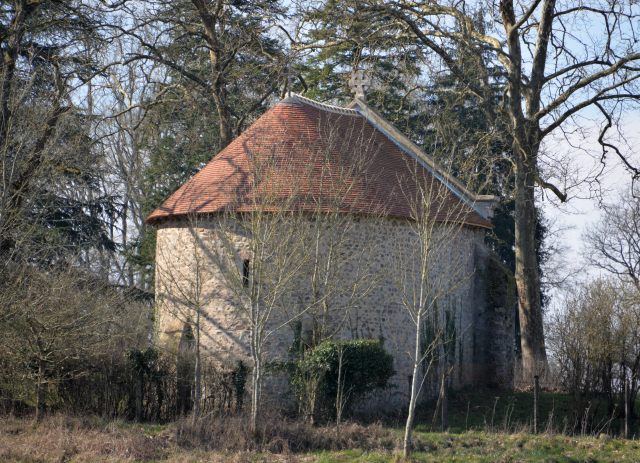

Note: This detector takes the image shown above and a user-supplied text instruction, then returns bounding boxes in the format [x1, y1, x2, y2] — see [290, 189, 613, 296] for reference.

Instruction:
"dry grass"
[0, 414, 160, 462]
[6, 406, 640, 462]
[173, 409, 395, 453]
[0, 411, 395, 462]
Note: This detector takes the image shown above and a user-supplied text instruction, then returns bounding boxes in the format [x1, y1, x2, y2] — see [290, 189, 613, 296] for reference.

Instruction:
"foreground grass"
[3, 389, 640, 462]
[413, 387, 639, 437]
[3, 414, 640, 462]
[312, 433, 640, 462]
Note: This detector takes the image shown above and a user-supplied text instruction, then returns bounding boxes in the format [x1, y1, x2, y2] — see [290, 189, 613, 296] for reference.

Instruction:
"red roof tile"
[146, 97, 492, 229]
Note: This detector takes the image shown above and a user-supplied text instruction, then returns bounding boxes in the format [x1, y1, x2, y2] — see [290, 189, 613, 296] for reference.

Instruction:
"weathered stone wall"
[471, 244, 516, 389]
[155, 214, 514, 407]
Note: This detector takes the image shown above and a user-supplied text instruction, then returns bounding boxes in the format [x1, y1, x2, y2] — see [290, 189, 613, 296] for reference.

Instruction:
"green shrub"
[289, 338, 395, 418]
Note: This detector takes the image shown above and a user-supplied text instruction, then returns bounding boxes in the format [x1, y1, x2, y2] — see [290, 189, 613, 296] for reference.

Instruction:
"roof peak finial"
[281, 67, 297, 98]
[349, 70, 371, 103]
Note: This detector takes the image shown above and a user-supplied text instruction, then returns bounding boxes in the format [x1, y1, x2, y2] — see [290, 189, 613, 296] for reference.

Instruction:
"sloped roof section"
[146, 94, 494, 229]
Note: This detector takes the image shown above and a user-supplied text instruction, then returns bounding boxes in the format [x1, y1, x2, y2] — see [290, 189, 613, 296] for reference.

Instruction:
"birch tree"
[197, 140, 311, 432]
[393, 167, 472, 456]
[288, 117, 386, 348]
[156, 213, 213, 420]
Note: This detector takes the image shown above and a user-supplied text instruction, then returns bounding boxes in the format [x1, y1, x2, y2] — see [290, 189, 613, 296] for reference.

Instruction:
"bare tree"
[548, 278, 640, 427]
[93, 36, 168, 290]
[584, 188, 640, 292]
[305, 0, 640, 379]
[0, 259, 142, 421]
[271, 114, 397, 424]
[392, 166, 473, 456]
[156, 213, 214, 420]
[207, 156, 309, 431]
[153, 130, 319, 430]
[286, 117, 387, 349]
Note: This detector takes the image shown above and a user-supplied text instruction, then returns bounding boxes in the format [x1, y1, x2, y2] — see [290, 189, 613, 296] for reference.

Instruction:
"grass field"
[310, 433, 640, 462]
[414, 387, 636, 437]
[2, 388, 640, 462]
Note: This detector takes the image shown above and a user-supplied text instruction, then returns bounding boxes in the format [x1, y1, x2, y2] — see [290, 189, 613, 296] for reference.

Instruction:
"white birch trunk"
[251, 349, 261, 433]
[193, 308, 201, 421]
[403, 311, 422, 457]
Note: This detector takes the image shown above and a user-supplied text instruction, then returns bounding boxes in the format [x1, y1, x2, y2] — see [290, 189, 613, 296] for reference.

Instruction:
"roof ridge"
[291, 93, 361, 117]
[349, 99, 499, 220]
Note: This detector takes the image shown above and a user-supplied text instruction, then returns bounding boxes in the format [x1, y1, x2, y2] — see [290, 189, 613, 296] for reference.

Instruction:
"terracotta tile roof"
[146, 96, 493, 229]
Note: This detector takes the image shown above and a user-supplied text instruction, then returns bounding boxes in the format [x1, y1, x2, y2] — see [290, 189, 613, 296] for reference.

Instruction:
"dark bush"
[0, 343, 246, 422]
[289, 339, 395, 417]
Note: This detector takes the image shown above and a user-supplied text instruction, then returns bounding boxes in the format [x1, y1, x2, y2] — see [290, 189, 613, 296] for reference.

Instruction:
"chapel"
[146, 75, 515, 400]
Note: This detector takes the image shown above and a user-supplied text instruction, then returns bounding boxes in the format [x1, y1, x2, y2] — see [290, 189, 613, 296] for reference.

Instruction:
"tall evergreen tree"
[125, 0, 288, 150]
[123, 0, 291, 287]
[0, 0, 122, 263]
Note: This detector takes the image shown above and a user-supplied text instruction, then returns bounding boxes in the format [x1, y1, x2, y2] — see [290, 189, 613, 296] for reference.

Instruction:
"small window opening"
[242, 259, 250, 288]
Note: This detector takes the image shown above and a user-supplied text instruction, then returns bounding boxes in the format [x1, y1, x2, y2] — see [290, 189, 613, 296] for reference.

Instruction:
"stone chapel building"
[146, 83, 515, 399]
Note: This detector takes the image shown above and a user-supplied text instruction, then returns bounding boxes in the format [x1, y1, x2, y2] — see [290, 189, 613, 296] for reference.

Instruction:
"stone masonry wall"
[155, 214, 514, 407]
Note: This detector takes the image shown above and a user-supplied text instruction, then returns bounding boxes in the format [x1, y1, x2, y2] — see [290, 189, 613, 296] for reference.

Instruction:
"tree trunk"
[403, 312, 422, 457]
[136, 376, 143, 422]
[36, 359, 45, 422]
[514, 143, 547, 380]
[441, 372, 448, 432]
[0, 2, 36, 152]
[251, 352, 261, 434]
[193, 312, 201, 421]
[217, 103, 233, 151]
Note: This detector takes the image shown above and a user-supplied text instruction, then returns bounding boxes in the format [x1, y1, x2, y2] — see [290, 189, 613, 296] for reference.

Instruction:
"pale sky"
[541, 111, 640, 306]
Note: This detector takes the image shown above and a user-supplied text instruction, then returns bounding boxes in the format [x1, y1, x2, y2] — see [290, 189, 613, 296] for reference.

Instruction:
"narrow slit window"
[242, 259, 250, 288]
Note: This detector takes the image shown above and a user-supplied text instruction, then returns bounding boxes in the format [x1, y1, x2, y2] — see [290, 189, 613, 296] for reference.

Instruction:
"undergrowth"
[173, 410, 394, 452]
[4, 388, 640, 462]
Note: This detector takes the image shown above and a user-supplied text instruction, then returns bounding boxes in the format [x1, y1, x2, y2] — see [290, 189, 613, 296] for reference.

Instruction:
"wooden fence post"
[534, 375, 539, 435]
[625, 378, 629, 439]
[442, 372, 448, 432]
